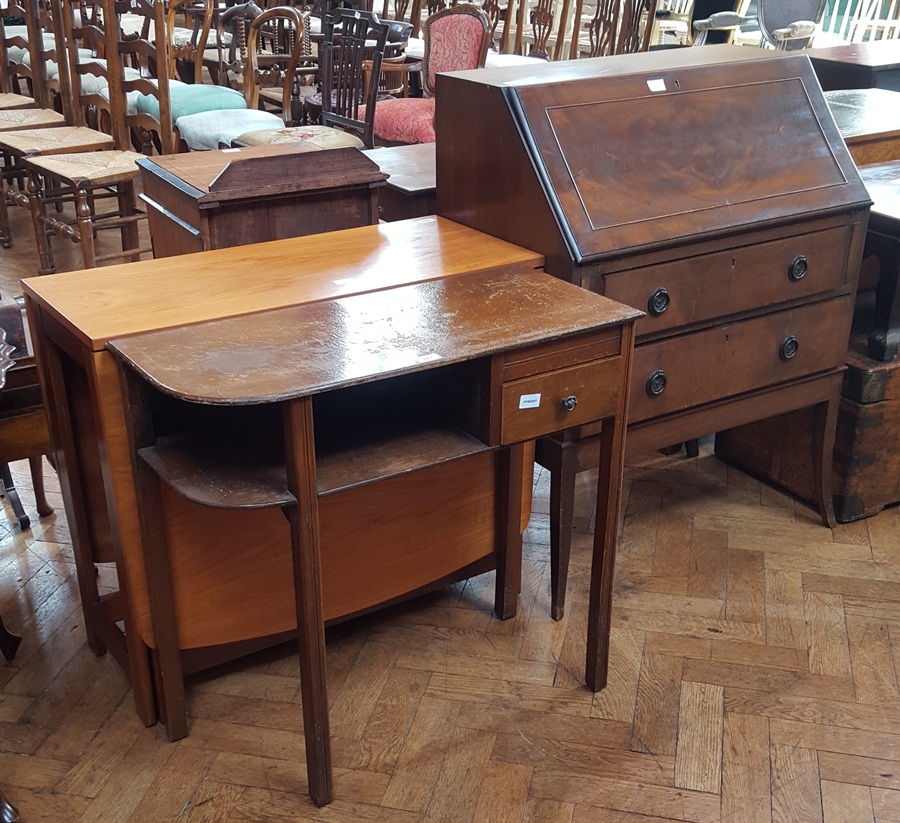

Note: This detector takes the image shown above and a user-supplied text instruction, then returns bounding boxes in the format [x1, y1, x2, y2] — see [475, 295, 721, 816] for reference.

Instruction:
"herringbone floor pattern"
[1, 442, 898, 822]
[1, 206, 899, 821]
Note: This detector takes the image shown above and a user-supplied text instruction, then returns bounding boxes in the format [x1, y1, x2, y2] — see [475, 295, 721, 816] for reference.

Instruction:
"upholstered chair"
[368, 3, 490, 145]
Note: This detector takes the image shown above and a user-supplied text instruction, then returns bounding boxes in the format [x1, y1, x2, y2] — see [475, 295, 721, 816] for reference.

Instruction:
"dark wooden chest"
[138, 144, 387, 258]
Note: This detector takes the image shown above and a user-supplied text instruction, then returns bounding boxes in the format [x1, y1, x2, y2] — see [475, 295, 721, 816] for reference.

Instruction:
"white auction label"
[519, 393, 541, 409]
[647, 78, 667, 92]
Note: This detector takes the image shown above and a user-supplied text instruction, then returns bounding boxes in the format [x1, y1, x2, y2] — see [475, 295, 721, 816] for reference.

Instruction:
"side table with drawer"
[108, 266, 640, 805]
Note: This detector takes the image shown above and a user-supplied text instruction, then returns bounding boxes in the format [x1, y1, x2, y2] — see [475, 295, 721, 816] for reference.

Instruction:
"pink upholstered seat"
[371, 4, 490, 145]
[369, 97, 436, 143]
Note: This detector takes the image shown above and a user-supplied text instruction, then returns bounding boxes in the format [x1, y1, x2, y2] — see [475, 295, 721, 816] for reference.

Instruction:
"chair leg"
[74, 186, 98, 270]
[0, 462, 29, 530]
[0, 615, 21, 662]
[26, 171, 56, 275]
[0, 184, 12, 249]
[117, 181, 141, 263]
[0, 788, 19, 822]
[28, 455, 54, 518]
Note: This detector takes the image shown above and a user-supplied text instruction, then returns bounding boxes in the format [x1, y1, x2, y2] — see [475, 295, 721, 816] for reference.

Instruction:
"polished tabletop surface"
[364, 143, 436, 194]
[806, 39, 900, 68]
[108, 265, 640, 404]
[825, 88, 900, 139]
[22, 217, 544, 350]
[860, 160, 900, 222]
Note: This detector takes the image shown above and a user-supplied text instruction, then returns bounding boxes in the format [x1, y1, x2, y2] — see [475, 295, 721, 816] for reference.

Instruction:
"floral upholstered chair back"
[422, 4, 490, 97]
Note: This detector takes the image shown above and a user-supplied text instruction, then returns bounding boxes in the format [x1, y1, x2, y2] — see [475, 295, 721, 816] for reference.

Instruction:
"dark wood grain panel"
[628, 296, 854, 423]
[602, 225, 853, 337]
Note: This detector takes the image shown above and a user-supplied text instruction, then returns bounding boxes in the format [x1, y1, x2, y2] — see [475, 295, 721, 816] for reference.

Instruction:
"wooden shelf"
[316, 426, 489, 496]
[139, 425, 489, 509]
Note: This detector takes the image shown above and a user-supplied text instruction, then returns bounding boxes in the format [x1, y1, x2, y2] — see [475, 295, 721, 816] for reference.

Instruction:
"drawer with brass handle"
[500, 356, 625, 444]
[602, 224, 853, 337]
[628, 294, 854, 423]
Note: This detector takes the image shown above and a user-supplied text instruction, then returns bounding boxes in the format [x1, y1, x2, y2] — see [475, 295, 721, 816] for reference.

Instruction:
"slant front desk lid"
[436, 47, 871, 266]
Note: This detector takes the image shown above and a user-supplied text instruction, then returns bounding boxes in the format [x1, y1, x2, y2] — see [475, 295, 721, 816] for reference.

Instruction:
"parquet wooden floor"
[1, 206, 899, 822]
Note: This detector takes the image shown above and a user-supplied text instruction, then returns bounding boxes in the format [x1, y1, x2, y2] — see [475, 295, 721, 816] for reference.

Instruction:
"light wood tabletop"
[23, 216, 544, 350]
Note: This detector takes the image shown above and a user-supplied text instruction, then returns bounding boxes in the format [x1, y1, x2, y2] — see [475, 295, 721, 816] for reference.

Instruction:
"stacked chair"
[0, 0, 121, 260]
[0, 2, 70, 252]
[14, 0, 153, 273]
[237, 6, 391, 150]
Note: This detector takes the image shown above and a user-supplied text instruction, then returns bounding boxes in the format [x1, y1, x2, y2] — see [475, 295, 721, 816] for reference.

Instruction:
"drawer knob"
[788, 255, 808, 281]
[562, 395, 578, 412]
[646, 369, 667, 397]
[780, 335, 799, 361]
[648, 287, 670, 316]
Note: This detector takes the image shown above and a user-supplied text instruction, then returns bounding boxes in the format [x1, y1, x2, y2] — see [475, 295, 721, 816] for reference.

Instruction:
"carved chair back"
[107, 0, 178, 154]
[422, 3, 490, 95]
[529, 0, 555, 57]
[166, 0, 215, 83]
[53, 0, 120, 133]
[0, 0, 38, 99]
[320, 7, 389, 147]
[213, 1, 264, 88]
[582, 0, 657, 57]
[245, 5, 306, 114]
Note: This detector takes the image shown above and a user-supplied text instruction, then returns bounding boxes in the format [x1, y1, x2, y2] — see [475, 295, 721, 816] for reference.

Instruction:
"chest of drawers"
[436, 46, 872, 677]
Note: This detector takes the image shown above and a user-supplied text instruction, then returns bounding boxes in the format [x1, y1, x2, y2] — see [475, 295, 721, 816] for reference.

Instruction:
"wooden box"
[436, 46, 871, 538]
[138, 144, 387, 258]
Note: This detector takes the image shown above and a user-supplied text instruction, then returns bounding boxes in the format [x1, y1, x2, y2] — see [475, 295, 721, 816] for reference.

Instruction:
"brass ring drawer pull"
[780, 335, 799, 361]
[646, 369, 667, 396]
[788, 255, 808, 281]
[562, 395, 578, 411]
[648, 287, 670, 316]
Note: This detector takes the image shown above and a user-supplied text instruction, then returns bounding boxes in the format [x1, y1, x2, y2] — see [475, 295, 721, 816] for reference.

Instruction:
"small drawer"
[501, 356, 623, 444]
[602, 224, 853, 336]
[628, 295, 854, 423]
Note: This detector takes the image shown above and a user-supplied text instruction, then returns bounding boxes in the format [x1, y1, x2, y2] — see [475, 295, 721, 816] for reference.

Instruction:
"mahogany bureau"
[436, 46, 872, 645]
